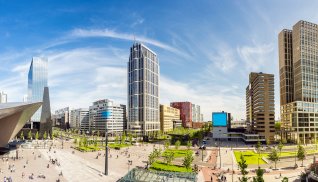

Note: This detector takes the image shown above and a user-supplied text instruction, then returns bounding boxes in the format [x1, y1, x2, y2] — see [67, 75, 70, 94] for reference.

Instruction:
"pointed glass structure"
[27, 57, 48, 129]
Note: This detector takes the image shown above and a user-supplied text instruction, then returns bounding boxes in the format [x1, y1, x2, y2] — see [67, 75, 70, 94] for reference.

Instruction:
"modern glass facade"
[28, 57, 48, 128]
[128, 43, 160, 135]
[279, 21, 318, 143]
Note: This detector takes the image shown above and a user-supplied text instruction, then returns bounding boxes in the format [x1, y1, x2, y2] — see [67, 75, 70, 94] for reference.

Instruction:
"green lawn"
[234, 150, 266, 165]
[108, 143, 131, 149]
[150, 161, 192, 172]
[162, 149, 193, 158]
[76, 145, 103, 152]
[234, 149, 318, 164]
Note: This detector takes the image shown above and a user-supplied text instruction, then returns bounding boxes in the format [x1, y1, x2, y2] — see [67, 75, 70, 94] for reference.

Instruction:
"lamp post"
[105, 122, 108, 176]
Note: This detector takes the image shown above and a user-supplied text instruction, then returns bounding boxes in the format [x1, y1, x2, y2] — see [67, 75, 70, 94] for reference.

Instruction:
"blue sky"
[1, 0, 318, 120]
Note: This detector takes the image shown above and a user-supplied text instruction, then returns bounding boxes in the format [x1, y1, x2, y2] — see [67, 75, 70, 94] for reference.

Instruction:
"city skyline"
[1, 1, 318, 120]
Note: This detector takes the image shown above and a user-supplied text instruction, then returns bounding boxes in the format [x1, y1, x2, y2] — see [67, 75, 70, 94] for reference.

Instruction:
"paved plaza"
[0, 139, 161, 182]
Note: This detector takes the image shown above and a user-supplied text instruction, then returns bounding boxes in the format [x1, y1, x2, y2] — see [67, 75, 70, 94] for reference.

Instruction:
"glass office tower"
[28, 57, 48, 129]
[128, 43, 160, 136]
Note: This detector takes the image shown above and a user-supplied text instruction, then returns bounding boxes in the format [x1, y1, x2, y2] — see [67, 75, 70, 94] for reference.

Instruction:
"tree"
[43, 131, 47, 140]
[175, 140, 181, 150]
[281, 177, 288, 182]
[74, 138, 77, 144]
[121, 132, 126, 144]
[256, 140, 261, 167]
[278, 141, 284, 156]
[164, 140, 170, 150]
[148, 152, 156, 165]
[28, 130, 32, 140]
[187, 140, 192, 150]
[128, 132, 133, 144]
[268, 148, 279, 169]
[252, 167, 264, 182]
[115, 134, 119, 144]
[297, 145, 306, 167]
[238, 154, 249, 182]
[35, 131, 39, 140]
[20, 131, 24, 140]
[183, 151, 194, 171]
[266, 138, 270, 146]
[164, 151, 175, 165]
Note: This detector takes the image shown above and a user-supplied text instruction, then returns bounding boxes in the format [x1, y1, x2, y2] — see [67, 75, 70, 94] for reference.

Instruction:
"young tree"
[128, 132, 133, 144]
[35, 131, 39, 140]
[256, 140, 261, 167]
[20, 131, 24, 140]
[164, 151, 175, 165]
[297, 145, 306, 167]
[268, 148, 279, 169]
[43, 131, 47, 140]
[164, 140, 170, 150]
[266, 138, 270, 146]
[148, 152, 156, 165]
[238, 154, 249, 182]
[187, 140, 192, 150]
[121, 132, 126, 144]
[175, 140, 181, 150]
[252, 167, 264, 182]
[278, 141, 284, 156]
[183, 151, 194, 171]
[281, 177, 288, 182]
[115, 134, 119, 144]
[28, 130, 32, 140]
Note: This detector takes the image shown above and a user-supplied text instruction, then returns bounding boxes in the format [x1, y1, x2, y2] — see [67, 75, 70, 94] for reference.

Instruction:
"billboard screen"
[212, 112, 227, 127]
[101, 111, 112, 119]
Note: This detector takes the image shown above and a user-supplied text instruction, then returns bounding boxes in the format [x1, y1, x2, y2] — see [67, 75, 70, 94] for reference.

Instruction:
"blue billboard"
[101, 111, 112, 119]
[212, 112, 227, 127]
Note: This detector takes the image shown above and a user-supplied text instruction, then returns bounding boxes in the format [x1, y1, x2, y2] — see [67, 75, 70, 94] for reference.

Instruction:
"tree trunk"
[275, 162, 277, 170]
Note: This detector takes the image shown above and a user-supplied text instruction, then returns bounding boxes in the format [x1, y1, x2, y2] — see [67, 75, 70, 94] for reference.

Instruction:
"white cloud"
[237, 43, 274, 71]
[69, 28, 189, 58]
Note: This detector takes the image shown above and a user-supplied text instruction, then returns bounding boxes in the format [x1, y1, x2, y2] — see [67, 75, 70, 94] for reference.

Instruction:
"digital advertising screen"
[101, 111, 112, 119]
[212, 112, 227, 127]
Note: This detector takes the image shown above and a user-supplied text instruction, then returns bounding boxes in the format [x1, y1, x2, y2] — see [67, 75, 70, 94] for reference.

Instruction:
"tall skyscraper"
[0, 91, 7, 103]
[280, 20, 318, 144]
[246, 72, 275, 141]
[27, 57, 48, 129]
[127, 42, 160, 136]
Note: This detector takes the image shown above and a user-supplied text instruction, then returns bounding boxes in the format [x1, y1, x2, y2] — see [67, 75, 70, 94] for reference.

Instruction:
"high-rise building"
[0, 91, 7, 103]
[89, 99, 126, 135]
[246, 72, 275, 141]
[280, 20, 318, 143]
[170, 102, 192, 128]
[127, 43, 160, 136]
[160, 105, 180, 133]
[192, 104, 202, 122]
[27, 57, 48, 129]
[70, 108, 89, 132]
[52, 107, 70, 130]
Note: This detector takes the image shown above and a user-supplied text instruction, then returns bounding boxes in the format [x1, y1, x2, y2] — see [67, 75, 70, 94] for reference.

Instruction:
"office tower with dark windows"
[127, 43, 160, 136]
[280, 20, 318, 144]
[27, 57, 48, 130]
[246, 72, 275, 141]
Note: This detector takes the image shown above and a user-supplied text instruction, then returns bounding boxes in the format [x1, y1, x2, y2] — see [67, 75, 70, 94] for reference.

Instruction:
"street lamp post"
[105, 122, 108, 176]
